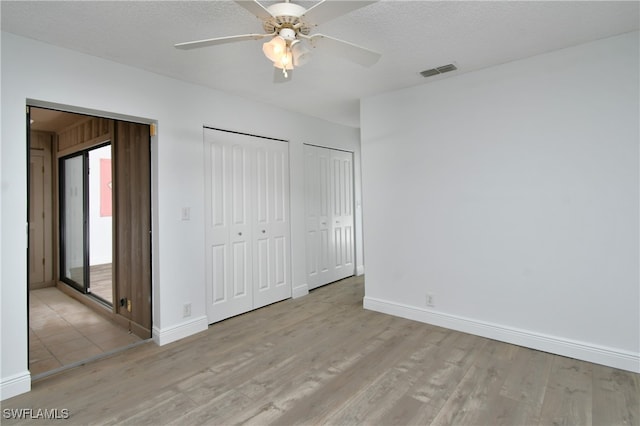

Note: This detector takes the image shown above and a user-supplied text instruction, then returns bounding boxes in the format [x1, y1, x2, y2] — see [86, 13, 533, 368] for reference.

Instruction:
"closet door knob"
[262, 230, 266, 234]
[238, 232, 242, 236]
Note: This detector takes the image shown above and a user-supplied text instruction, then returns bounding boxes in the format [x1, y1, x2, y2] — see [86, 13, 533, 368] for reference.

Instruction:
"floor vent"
[420, 63, 458, 78]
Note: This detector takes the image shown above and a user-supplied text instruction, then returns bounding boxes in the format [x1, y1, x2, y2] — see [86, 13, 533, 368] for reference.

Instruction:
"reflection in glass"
[62, 155, 85, 290]
[88, 145, 113, 304]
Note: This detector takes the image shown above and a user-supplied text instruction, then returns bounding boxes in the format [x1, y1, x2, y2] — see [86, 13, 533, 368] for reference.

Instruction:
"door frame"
[26, 100, 157, 354]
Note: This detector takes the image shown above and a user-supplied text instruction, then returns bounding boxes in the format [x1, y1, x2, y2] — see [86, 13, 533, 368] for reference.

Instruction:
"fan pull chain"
[281, 44, 292, 78]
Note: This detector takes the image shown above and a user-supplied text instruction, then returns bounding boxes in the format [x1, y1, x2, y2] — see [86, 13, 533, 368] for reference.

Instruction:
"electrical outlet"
[183, 303, 191, 318]
[426, 293, 435, 307]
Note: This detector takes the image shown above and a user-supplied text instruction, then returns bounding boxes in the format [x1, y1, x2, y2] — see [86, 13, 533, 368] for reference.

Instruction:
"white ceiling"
[2, 1, 638, 128]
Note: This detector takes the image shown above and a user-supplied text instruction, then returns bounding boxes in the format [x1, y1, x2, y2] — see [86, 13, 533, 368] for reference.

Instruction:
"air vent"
[420, 63, 458, 78]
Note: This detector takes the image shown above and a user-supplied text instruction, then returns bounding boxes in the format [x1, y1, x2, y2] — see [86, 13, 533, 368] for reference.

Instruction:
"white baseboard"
[1, 371, 31, 401]
[356, 265, 365, 276]
[292, 284, 309, 299]
[152, 315, 208, 346]
[363, 296, 640, 373]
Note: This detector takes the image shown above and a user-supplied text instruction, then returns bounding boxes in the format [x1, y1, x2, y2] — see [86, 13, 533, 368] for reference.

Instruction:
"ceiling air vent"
[420, 63, 458, 78]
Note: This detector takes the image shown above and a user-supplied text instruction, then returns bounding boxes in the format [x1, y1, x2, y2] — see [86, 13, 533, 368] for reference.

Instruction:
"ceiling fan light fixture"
[274, 53, 294, 79]
[262, 35, 287, 62]
[291, 40, 311, 67]
[273, 50, 294, 70]
[175, 0, 381, 82]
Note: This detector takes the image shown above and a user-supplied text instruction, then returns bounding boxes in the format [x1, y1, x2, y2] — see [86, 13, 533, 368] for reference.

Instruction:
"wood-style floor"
[89, 263, 113, 304]
[68, 263, 113, 304]
[4, 276, 638, 425]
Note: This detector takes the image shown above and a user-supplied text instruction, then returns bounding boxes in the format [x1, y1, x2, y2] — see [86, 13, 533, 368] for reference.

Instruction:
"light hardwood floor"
[89, 263, 113, 305]
[4, 276, 639, 425]
[67, 263, 113, 305]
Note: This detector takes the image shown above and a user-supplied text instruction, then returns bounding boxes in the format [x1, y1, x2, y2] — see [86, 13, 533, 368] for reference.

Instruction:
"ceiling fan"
[174, 0, 381, 82]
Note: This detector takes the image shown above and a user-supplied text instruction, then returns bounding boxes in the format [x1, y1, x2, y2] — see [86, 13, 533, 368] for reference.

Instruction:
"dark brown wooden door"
[113, 121, 151, 338]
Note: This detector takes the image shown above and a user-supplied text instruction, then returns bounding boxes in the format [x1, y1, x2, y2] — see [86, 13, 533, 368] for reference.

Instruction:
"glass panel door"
[59, 143, 113, 305]
[60, 154, 87, 291]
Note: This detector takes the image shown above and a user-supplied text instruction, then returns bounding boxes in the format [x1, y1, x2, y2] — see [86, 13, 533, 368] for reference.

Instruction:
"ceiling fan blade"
[302, 0, 377, 26]
[234, 0, 273, 20]
[273, 67, 293, 83]
[175, 33, 274, 50]
[304, 33, 381, 67]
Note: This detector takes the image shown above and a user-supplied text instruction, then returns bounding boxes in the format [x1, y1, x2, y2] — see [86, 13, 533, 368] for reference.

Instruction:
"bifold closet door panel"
[305, 145, 333, 289]
[253, 142, 291, 309]
[304, 147, 320, 289]
[204, 132, 254, 323]
[330, 150, 355, 282]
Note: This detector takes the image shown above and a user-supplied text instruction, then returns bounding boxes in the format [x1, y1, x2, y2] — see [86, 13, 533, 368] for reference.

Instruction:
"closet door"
[204, 129, 291, 324]
[253, 141, 291, 308]
[305, 145, 332, 289]
[205, 132, 254, 323]
[304, 145, 355, 289]
[330, 150, 355, 282]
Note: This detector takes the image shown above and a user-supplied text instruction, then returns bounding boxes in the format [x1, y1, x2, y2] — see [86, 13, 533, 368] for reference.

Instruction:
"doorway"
[27, 105, 152, 376]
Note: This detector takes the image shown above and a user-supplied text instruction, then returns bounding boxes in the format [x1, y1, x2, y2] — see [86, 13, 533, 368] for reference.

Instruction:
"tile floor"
[29, 287, 142, 376]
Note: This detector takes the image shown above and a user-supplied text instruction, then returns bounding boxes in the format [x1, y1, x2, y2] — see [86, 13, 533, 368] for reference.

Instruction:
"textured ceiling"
[2, 1, 639, 128]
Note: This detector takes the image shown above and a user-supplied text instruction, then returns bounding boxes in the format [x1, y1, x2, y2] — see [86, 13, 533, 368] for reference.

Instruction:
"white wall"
[0, 32, 364, 400]
[361, 32, 639, 372]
